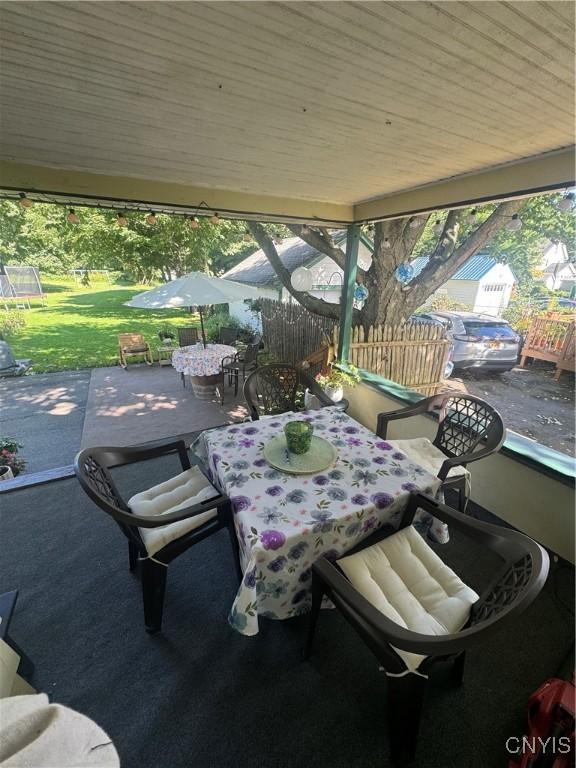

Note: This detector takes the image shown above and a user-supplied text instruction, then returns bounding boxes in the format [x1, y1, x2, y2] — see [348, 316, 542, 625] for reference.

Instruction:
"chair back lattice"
[244, 364, 299, 417]
[471, 555, 533, 624]
[434, 395, 502, 458]
[76, 452, 135, 540]
[177, 327, 199, 346]
[219, 327, 239, 346]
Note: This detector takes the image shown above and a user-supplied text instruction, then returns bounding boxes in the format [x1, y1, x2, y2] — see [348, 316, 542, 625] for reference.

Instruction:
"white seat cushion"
[338, 525, 478, 672]
[388, 437, 470, 481]
[128, 466, 219, 557]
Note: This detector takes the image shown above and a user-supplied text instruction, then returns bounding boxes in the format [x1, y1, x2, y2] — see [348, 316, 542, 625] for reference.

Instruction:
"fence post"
[337, 223, 360, 362]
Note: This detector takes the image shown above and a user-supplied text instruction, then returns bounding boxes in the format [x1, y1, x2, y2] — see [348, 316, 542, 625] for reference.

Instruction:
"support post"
[337, 223, 360, 362]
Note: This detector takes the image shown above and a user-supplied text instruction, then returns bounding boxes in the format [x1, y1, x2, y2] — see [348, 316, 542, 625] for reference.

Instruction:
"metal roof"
[410, 253, 501, 281]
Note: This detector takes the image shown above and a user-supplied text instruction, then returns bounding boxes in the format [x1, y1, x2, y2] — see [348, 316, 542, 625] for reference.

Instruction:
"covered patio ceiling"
[0, 1, 574, 223]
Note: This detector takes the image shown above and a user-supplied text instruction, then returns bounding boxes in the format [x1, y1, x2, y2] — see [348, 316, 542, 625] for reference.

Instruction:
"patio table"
[171, 343, 236, 400]
[195, 408, 447, 636]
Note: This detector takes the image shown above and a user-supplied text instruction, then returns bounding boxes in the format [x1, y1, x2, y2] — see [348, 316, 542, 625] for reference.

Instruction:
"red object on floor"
[509, 676, 575, 767]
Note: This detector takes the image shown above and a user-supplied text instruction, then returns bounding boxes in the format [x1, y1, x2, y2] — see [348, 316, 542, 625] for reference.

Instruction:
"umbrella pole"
[199, 307, 207, 348]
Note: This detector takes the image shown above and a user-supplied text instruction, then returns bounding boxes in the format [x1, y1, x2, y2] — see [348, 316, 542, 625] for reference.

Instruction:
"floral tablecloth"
[171, 344, 237, 377]
[195, 408, 447, 636]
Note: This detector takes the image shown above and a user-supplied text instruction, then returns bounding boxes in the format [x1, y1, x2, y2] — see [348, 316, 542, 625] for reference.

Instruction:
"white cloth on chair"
[0, 693, 119, 766]
[129, 466, 219, 557]
[387, 438, 469, 482]
[338, 525, 478, 672]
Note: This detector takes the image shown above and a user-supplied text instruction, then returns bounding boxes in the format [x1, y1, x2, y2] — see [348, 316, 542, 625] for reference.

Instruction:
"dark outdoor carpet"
[1, 456, 573, 768]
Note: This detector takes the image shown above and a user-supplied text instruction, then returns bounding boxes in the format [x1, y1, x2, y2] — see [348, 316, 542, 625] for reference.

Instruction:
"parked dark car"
[414, 311, 520, 373]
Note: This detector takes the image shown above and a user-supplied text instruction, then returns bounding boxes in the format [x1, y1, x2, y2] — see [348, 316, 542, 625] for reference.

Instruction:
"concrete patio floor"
[0, 370, 91, 473]
[1, 365, 247, 476]
[81, 364, 247, 448]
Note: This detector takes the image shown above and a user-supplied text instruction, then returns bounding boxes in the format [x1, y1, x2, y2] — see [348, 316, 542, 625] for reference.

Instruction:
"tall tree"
[0, 201, 253, 280]
[248, 192, 574, 328]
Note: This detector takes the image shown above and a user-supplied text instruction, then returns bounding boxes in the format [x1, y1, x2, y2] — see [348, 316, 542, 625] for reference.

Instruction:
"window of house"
[483, 284, 506, 292]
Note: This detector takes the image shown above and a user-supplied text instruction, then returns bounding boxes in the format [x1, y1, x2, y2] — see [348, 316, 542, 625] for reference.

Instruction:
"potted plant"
[0, 438, 26, 477]
[158, 327, 176, 345]
[314, 364, 360, 403]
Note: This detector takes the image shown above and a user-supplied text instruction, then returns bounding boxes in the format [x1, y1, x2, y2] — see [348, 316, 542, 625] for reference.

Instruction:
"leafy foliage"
[413, 192, 575, 287]
[0, 437, 26, 476]
[0, 201, 258, 280]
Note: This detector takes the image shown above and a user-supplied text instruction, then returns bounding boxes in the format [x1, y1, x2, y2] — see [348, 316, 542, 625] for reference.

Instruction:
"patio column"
[337, 223, 360, 361]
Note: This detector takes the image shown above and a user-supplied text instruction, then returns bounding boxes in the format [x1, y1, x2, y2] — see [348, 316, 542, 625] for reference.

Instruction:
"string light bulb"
[433, 219, 443, 235]
[382, 237, 391, 249]
[506, 213, 522, 232]
[301, 224, 311, 235]
[273, 233, 284, 246]
[66, 209, 79, 224]
[243, 229, 252, 242]
[188, 216, 200, 229]
[146, 211, 158, 225]
[19, 193, 33, 208]
[467, 208, 478, 224]
[557, 193, 574, 212]
[117, 211, 128, 227]
[409, 217, 421, 229]
[210, 212, 220, 225]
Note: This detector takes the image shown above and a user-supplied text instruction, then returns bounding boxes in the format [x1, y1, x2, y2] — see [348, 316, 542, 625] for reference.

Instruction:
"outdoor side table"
[171, 343, 237, 400]
[157, 345, 175, 366]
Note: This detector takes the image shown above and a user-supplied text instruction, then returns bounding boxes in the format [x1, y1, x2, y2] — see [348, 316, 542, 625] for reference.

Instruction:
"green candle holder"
[284, 420, 314, 455]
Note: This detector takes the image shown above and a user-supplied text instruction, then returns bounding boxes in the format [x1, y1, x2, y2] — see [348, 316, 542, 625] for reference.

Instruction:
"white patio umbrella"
[124, 272, 261, 347]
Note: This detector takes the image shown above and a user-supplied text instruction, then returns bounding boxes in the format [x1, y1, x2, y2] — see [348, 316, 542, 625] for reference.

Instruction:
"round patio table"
[171, 343, 236, 401]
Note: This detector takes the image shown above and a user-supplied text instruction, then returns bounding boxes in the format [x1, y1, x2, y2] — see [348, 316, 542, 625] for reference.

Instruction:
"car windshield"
[464, 322, 516, 338]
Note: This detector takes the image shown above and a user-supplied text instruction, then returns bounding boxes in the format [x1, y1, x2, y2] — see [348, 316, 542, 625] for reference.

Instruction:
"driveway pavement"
[452, 364, 574, 456]
[0, 370, 91, 473]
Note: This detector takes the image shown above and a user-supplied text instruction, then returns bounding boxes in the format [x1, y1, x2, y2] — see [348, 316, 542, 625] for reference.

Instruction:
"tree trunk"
[254, 199, 526, 329]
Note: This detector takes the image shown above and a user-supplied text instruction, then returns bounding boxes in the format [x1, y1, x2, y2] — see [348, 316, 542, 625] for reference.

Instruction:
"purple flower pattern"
[197, 406, 447, 637]
[260, 530, 286, 550]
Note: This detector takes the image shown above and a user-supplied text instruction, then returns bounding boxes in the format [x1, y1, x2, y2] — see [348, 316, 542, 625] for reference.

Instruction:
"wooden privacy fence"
[520, 315, 575, 380]
[260, 299, 452, 394]
[333, 323, 451, 396]
[260, 299, 336, 364]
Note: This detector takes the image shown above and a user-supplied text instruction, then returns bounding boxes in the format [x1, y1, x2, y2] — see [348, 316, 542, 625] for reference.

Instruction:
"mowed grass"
[6, 276, 200, 373]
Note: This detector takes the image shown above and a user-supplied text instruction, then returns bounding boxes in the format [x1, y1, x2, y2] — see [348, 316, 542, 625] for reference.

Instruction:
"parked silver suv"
[415, 311, 520, 373]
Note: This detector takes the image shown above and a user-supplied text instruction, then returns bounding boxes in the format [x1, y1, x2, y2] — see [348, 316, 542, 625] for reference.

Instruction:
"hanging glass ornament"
[354, 283, 369, 303]
[394, 263, 414, 284]
[291, 266, 313, 292]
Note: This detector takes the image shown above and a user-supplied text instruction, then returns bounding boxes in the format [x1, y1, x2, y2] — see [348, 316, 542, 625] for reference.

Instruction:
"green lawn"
[6, 276, 200, 373]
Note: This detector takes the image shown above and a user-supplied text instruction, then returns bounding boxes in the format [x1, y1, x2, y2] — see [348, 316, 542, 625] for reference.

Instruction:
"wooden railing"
[520, 316, 575, 380]
[333, 323, 451, 396]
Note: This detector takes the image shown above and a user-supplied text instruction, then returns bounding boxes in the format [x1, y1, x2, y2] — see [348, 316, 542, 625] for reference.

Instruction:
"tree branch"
[408, 199, 525, 307]
[286, 224, 366, 278]
[248, 222, 357, 322]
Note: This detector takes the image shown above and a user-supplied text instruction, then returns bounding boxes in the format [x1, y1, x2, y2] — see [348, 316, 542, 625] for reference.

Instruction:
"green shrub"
[0, 311, 26, 339]
[202, 310, 253, 343]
